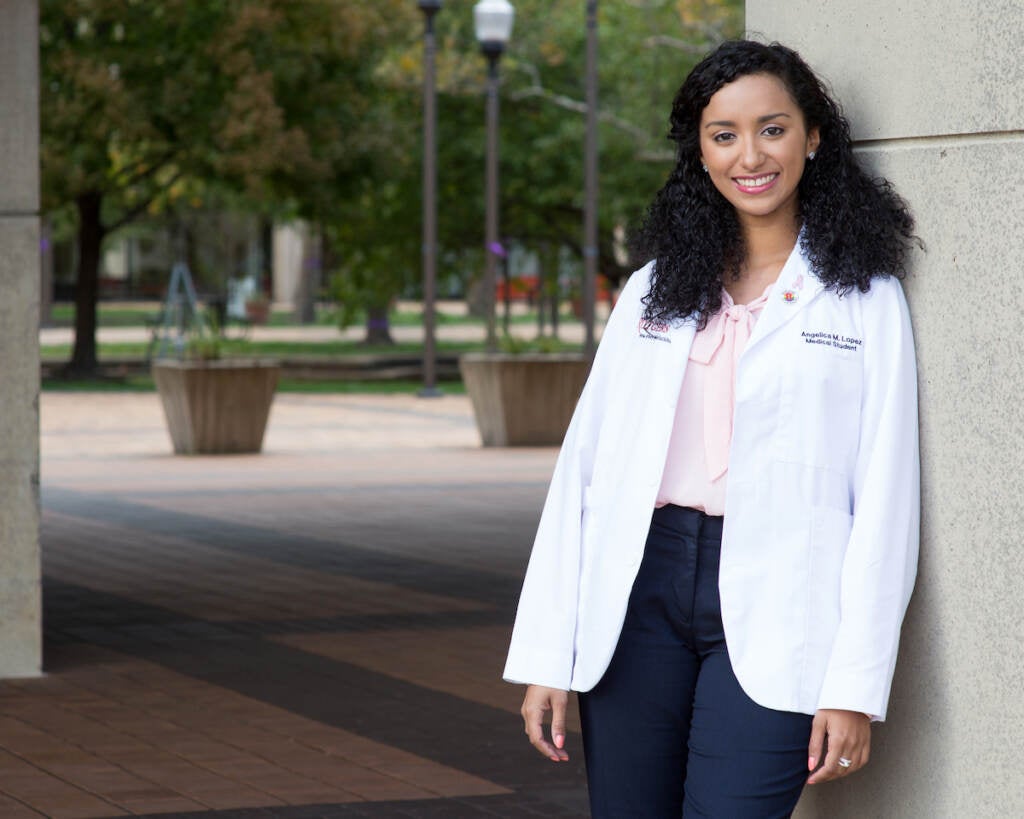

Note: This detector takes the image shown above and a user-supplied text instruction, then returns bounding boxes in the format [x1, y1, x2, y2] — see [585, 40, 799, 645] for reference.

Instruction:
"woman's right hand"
[521, 685, 570, 762]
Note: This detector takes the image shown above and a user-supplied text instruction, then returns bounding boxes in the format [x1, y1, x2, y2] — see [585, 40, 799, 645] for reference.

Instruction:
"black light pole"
[474, 0, 515, 353]
[582, 0, 599, 361]
[482, 44, 502, 353]
[418, 0, 443, 396]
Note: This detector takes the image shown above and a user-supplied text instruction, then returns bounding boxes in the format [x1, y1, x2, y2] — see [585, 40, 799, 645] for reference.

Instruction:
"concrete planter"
[152, 359, 280, 454]
[459, 353, 590, 447]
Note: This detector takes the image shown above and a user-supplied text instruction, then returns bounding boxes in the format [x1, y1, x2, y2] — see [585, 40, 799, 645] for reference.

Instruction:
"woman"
[504, 40, 920, 817]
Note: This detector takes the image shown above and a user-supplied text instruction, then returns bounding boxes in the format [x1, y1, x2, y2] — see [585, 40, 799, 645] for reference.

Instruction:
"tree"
[333, 0, 742, 325]
[494, 0, 742, 283]
[40, 0, 412, 373]
[42, 0, 741, 362]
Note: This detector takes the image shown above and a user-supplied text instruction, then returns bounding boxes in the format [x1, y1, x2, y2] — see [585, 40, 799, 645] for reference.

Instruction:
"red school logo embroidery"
[638, 319, 671, 343]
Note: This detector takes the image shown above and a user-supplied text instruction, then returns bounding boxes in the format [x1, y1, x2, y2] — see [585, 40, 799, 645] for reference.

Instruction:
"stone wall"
[0, 0, 42, 678]
[745, 2, 1024, 816]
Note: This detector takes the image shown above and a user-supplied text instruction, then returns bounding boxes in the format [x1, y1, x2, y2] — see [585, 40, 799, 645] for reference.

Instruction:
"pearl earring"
[807, 151, 816, 160]
[701, 163, 708, 172]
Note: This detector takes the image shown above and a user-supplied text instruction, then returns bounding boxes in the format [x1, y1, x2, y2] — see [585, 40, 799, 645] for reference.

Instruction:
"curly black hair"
[634, 40, 918, 327]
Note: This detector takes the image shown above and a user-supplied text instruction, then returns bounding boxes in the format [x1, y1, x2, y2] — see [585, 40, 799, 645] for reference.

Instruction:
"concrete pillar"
[745, 2, 1024, 816]
[272, 221, 309, 308]
[0, 0, 42, 678]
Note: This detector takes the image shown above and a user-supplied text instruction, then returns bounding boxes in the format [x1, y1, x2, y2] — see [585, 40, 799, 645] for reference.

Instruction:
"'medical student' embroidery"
[801, 330, 862, 352]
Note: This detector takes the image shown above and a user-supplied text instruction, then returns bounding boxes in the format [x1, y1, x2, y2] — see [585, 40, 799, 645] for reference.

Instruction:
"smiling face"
[699, 73, 820, 228]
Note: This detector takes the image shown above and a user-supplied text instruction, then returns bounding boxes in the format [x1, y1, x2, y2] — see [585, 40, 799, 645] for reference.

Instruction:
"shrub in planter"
[152, 311, 279, 455]
[459, 346, 589, 447]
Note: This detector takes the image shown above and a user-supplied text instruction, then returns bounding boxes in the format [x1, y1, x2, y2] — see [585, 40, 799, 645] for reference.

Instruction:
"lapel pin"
[781, 274, 803, 304]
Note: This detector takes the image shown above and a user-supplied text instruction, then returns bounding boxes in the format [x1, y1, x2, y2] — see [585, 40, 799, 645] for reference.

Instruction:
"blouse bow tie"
[689, 293, 770, 480]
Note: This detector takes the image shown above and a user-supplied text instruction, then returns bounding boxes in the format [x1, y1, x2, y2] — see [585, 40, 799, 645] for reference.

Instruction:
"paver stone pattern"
[0, 394, 589, 817]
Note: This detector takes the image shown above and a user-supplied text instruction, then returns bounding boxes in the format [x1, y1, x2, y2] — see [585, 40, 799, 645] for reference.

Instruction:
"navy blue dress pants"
[578, 505, 813, 818]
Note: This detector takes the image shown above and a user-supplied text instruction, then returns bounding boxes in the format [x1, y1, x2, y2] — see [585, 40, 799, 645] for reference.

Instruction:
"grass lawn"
[40, 340, 477, 359]
[49, 304, 160, 327]
[40, 337, 583, 360]
[48, 302, 578, 330]
[41, 310, 585, 394]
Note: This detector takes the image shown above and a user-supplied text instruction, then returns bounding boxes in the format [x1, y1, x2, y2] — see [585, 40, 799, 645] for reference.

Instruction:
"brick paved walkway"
[0, 393, 589, 817]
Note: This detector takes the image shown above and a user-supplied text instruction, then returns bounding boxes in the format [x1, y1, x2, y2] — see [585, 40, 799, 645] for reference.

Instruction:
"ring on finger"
[838, 757, 853, 769]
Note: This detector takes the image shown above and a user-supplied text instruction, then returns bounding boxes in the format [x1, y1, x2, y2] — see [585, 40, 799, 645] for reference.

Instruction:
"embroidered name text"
[801, 330, 862, 352]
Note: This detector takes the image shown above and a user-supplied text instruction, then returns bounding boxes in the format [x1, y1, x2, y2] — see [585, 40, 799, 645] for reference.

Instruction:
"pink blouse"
[656, 284, 773, 515]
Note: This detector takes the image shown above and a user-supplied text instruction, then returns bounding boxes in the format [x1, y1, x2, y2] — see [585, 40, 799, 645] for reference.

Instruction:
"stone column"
[0, 0, 42, 678]
[745, 2, 1024, 816]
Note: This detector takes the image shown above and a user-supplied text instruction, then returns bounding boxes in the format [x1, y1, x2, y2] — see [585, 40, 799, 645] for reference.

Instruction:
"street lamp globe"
[473, 0, 514, 52]
[417, 0, 442, 11]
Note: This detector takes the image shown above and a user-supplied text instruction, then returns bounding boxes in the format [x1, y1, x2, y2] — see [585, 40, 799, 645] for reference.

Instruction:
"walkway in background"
[38, 301, 611, 348]
[0, 393, 589, 817]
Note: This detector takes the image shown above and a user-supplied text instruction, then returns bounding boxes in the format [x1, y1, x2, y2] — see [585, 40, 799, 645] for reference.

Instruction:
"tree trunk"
[542, 243, 560, 339]
[536, 248, 546, 337]
[260, 218, 273, 292]
[502, 257, 511, 337]
[40, 218, 54, 328]
[68, 192, 105, 376]
[295, 224, 319, 325]
[364, 304, 394, 345]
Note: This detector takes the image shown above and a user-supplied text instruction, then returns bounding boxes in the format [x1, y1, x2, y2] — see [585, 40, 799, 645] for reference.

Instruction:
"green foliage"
[40, 0, 420, 368]
[40, 339, 514, 360]
[40, 0, 416, 218]
[42, 0, 741, 354]
[338, 0, 743, 307]
[327, 175, 420, 329]
[497, 333, 532, 355]
[497, 333, 574, 354]
[183, 309, 224, 362]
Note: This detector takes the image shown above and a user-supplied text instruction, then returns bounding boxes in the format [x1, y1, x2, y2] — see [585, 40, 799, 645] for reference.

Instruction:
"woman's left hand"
[806, 709, 871, 784]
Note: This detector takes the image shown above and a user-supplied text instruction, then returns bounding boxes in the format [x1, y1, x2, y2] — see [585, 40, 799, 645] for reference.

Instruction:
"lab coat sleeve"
[815, 277, 920, 721]
[503, 265, 650, 689]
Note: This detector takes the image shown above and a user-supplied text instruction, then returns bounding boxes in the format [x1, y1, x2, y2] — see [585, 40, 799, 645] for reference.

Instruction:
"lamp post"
[418, 0, 443, 396]
[582, 0, 598, 361]
[474, 0, 515, 353]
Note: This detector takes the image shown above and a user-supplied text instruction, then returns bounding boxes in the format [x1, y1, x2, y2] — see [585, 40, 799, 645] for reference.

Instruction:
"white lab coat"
[503, 241, 919, 721]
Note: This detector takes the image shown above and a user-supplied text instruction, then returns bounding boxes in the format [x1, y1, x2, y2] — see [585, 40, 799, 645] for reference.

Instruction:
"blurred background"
[39, 0, 741, 381]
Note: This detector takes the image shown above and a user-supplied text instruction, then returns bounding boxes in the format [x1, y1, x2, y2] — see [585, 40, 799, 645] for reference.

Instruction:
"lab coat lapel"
[746, 241, 824, 353]
[661, 319, 697, 399]
[667, 319, 697, 359]
[636, 317, 694, 413]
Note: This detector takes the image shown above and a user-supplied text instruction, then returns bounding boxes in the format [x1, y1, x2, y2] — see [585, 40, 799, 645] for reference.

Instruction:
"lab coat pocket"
[805, 506, 852, 659]
[577, 486, 600, 622]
